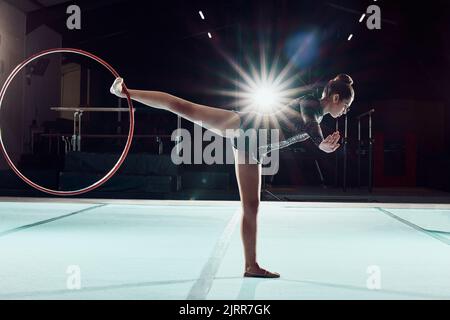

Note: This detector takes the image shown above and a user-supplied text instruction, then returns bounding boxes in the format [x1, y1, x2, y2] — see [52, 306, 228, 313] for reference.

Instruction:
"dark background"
[24, 0, 450, 102]
[2, 0, 450, 198]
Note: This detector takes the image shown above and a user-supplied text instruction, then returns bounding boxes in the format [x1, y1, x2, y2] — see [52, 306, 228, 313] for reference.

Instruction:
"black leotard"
[232, 94, 325, 162]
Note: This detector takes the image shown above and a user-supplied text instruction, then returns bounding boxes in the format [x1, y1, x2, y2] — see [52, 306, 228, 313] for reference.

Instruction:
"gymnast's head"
[321, 74, 355, 118]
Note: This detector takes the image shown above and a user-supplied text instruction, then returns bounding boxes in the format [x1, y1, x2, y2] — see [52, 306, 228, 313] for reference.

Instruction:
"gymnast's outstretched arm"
[110, 78, 240, 137]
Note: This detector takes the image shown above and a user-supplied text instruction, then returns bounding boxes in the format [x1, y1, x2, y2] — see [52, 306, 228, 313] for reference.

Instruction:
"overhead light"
[359, 14, 366, 23]
[251, 84, 281, 113]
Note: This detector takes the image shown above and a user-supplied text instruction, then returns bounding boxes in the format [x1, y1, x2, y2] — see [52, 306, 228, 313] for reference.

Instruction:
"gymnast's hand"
[110, 77, 126, 98]
[319, 131, 341, 153]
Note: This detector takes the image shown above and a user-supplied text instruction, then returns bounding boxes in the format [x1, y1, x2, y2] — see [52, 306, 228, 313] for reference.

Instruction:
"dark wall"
[17, 0, 450, 190]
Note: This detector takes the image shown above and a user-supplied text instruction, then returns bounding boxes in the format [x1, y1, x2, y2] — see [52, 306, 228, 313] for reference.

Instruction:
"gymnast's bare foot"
[244, 263, 280, 278]
[110, 77, 126, 98]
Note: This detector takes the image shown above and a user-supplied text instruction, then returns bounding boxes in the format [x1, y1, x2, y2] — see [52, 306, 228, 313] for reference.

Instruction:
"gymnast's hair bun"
[334, 74, 353, 86]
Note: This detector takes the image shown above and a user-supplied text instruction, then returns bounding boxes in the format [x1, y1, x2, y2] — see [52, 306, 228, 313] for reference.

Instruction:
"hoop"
[0, 48, 135, 196]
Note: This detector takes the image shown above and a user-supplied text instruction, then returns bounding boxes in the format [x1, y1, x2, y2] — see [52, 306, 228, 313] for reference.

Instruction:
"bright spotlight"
[210, 39, 316, 120]
[251, 84, 281, 112]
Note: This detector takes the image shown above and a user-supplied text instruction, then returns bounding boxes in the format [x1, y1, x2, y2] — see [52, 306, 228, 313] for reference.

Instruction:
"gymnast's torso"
[232, 94, 325, 161]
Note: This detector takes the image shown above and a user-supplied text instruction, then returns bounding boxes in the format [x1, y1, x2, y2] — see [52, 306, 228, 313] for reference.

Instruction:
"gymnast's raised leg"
[111, 78, 240, 137]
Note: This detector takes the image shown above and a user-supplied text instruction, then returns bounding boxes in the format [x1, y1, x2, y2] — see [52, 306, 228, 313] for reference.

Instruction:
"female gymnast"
[110, 74, 355, 278]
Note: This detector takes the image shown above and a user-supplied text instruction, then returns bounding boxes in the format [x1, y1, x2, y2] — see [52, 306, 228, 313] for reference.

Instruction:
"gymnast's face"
[329, 94, 353, 118]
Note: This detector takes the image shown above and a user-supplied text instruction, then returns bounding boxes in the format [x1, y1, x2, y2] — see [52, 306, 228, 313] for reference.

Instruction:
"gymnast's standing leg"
[234, 149, 280, 278]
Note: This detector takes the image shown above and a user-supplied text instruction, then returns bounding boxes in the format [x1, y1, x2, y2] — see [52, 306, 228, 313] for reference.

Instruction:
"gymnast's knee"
[242, 200, 260, 217]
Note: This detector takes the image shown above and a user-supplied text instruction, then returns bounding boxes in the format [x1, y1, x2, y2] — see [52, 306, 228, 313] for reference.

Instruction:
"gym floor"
[0, 198, 449, 300]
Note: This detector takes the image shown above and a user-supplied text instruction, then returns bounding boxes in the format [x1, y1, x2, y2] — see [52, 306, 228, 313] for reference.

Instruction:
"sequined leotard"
[232, 94, 325, 162]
